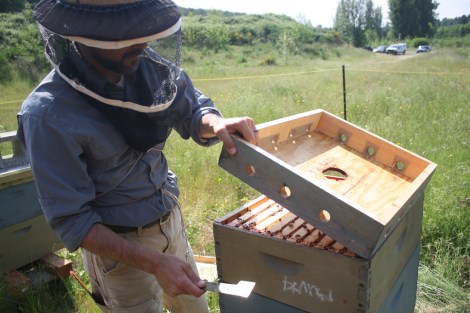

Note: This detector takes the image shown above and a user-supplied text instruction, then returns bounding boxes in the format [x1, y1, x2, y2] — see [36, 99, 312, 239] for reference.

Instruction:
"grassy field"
[0, 46, 469, 312]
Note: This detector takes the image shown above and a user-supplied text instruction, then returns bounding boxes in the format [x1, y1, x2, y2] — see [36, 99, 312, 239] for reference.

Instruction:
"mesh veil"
[37, 24, 183, 113]
[34, 0, 186, 151]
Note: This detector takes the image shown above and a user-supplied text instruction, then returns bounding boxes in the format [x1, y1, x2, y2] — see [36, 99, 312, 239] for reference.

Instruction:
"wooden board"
[0, 166, 33, 189]
[40, 254, 73, 279]
[219, 109, 436, 258]
[195, 255, 218, 282]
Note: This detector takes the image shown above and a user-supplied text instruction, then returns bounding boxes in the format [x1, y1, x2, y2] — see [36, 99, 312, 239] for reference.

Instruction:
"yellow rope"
[1, 67, 468, 106]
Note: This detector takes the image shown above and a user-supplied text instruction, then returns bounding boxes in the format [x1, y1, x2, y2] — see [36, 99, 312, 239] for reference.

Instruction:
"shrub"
[0, 0, 25, 13]
[261, 54, 276, 65]
[0, 51, 13, 82]
[412, 37, 430, 47]
[238, 55, 247, 63]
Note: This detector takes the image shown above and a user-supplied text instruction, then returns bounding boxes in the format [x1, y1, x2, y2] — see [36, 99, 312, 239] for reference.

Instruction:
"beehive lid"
[218, 109, 436, 258]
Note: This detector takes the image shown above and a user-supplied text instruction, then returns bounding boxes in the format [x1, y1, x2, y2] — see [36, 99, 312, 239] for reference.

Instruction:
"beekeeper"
[17, 0, 258, 312]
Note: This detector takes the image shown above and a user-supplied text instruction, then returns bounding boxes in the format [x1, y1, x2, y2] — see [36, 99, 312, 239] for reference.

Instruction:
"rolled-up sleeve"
[171, 70, 221, 147]
[18, 103, 101, 251]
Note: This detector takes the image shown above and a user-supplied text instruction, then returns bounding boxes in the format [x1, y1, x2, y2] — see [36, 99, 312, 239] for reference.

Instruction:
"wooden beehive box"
[0, 168, 43, 229]
[218, 109, 436, 259]
[214, 194, 423, 313]
[217, 236, 421, 313]
[215, 109, 436, 312]
[0, 132, 64, 272]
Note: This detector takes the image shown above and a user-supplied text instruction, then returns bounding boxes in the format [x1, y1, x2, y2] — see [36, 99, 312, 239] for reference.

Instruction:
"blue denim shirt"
[17, 49, 221, 251]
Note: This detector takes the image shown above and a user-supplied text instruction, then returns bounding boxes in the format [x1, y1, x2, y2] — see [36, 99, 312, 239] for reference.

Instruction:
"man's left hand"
[201, 114, 258, 155]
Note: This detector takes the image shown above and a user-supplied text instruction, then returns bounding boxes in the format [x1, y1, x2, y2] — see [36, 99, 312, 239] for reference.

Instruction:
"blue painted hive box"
[0, 131, 63, 272]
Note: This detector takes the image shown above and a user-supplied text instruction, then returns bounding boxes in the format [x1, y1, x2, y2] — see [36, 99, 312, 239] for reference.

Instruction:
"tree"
[389, 0, 438, 38]
[334, 0, 366, 47]
[334, 0, 382, 46]
[277, 31, 298, 65]
[365, 0, 383, 36]
[414, 0, 438, 37]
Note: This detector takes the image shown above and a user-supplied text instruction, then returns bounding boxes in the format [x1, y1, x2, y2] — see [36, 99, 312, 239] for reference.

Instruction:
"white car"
[373, 45, 387, 53]
[416, 45, 432, 53]
[386, 43, 407, 55]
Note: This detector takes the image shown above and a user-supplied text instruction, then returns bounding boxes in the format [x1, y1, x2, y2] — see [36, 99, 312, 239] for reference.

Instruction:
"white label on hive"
[282, 276, 334, 302]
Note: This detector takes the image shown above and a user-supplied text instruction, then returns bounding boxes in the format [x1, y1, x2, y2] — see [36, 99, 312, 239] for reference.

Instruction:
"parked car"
[373, 45, 387, 53]
[416, 45, 432, 53]
[386, 43, 407, 55]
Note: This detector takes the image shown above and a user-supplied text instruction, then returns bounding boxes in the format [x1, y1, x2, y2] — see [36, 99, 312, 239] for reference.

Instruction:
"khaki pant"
[82, 207, 209, 313]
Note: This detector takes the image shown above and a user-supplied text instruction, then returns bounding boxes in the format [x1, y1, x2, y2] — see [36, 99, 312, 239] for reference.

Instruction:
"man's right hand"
[153, 253, 206, 297]
[81, 223, 205, 298]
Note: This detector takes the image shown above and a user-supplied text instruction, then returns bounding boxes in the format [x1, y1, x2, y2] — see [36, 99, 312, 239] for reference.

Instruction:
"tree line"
[334, 0, 442, 47]
[1, 1, 469, 84]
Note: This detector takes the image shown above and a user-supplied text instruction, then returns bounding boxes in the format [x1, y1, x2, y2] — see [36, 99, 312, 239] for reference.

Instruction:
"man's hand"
[201, 114, 258, 155]
[82, 223, 205, 298]
[153, 253, 206, 297]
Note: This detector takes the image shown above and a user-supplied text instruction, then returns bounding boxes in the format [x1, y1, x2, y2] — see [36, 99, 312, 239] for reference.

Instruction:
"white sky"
[174, 0, 470, 28]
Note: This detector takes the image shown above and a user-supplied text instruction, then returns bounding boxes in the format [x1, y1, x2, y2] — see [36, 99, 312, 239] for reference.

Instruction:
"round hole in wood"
[245, 165, 256, 176]
[367, 146, 375, 156]
[280, 185, 291, 198]
[322, 167, 347, 181]
[340, 133, 348, 142]
[395, 161, 405, 171]
[319, 210, 331, 222]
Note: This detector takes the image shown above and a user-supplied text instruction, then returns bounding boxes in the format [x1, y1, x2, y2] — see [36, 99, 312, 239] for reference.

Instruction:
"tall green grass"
[168, 47, 470, 312]
[1, 47, 468, 312]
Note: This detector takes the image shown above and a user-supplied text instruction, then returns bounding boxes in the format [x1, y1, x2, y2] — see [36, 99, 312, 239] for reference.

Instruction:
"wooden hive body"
[219, 246, 420, 313]
[217, 240, 421, 313]
[1, 132, 64, 272]
[214, 194, 423, 313]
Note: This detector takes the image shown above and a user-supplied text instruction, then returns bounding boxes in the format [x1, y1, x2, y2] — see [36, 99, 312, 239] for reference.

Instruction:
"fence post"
[342, 65, 347, 121]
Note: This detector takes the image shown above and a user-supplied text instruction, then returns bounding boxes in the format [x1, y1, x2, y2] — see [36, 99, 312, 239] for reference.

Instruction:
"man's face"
[88, 43, 148, 75]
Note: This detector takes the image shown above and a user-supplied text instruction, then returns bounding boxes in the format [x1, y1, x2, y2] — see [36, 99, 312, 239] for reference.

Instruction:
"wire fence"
[1, 66, 469, 107]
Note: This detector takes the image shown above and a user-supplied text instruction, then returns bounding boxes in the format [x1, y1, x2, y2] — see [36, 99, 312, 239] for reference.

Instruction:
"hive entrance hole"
[322, 167, 348, 181]
[319, 210, 331, 222]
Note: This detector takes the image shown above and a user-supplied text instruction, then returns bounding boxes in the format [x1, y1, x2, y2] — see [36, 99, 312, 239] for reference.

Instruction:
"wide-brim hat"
[33, 0, 181, 49]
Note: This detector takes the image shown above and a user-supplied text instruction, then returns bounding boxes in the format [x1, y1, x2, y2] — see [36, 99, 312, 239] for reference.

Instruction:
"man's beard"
[91, 48, 143, 75]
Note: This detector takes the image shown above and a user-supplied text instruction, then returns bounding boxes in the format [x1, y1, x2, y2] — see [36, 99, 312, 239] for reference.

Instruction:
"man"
[17, 0, 258, 312]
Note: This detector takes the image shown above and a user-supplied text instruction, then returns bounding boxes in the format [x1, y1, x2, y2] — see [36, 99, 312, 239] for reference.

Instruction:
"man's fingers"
[237, 119, 258, 145]
[216, 127, 237, 155]
[214, 117, 258, 155]
[182, 265, 206, 297]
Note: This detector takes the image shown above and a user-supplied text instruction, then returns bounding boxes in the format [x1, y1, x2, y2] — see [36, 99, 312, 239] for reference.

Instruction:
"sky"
[174, 0, 470, 28]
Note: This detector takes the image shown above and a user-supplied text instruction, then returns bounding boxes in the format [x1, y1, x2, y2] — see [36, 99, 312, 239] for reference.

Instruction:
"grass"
[1, 46, 469, 312]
